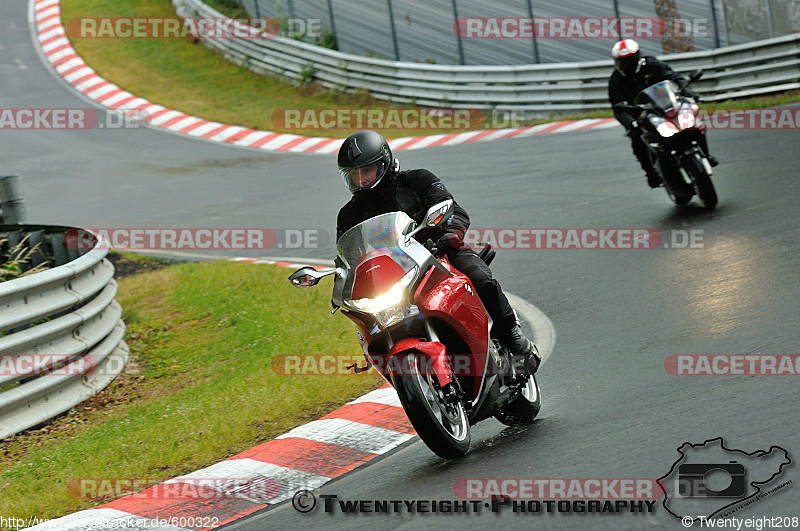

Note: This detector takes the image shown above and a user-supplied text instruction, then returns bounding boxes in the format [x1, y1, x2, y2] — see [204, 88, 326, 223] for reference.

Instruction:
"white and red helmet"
[612, 39, 642, 76]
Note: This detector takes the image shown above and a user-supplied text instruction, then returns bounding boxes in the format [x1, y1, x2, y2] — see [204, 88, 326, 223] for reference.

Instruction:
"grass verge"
[0, 259, 381, 519]
[60, 0, 800, 139]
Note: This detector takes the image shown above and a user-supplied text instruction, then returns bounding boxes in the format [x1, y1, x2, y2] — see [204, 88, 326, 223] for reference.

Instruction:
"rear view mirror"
[405, 199, 455, 241]
[288, 266, 338, 288]
[424, 199, 454, 228]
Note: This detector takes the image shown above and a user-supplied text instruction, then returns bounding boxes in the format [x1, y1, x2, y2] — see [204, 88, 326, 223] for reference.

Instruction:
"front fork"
[653, 130, 710, 190]
[695, 128, 711, 159]
[423, 320, 465, 404]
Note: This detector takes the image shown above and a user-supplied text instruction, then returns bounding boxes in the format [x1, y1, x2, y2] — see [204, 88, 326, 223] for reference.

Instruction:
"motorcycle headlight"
[350, 267, 418, 314]
[374, 304, 418, 328]
[656, 122, 679, 138]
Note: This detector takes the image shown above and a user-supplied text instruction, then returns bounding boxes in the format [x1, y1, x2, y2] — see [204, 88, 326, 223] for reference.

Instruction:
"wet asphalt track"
[3, 0, 800, 528]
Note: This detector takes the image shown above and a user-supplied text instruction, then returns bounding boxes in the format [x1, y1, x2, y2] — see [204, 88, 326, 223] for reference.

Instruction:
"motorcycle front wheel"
[392, 352, 471, 459]
[684, 153, 718, 210]
[666, 186, 693, 206]
[661, 159, 693, 205]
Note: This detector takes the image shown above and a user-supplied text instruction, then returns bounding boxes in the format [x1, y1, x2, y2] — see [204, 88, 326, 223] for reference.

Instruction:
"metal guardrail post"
[525, 0, 540, 64]
[25, 230, 46, 269]
[286, 0, 296, 25]
[50, 232, 70, 266]
[764, 0, 775, 38]
[612, 0, 622, 38]
[326, 0, 337, 41]
[387, 0, 400, 61]
[0, 176, 27, 225]
[450, 0, 465, 65]
[709, 0, 721, 48]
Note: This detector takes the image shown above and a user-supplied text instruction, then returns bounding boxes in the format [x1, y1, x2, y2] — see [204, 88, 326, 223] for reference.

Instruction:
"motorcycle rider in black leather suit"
[336, 130, 540, 374]
[608, 39, 717, 188]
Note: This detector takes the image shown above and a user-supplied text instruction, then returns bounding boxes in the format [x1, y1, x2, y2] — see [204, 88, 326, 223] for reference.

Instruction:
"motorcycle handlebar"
[424, 238, 440, 256]
[621, 91, 698, 114]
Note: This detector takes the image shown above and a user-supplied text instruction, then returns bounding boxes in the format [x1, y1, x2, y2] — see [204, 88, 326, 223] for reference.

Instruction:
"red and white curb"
[28, 386, 414, 530]
[31, 0, 619, 155]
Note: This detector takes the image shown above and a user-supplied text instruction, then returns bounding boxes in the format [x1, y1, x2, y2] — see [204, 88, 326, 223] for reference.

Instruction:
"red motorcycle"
[288, 200, 541, 458]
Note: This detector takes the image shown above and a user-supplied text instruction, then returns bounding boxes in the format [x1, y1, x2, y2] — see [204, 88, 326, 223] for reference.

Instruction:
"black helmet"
[612, 39, 643, 77]
[338, 130, 396, 197]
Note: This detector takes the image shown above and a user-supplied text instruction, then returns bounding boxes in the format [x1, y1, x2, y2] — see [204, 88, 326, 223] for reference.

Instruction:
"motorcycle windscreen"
[634, 80, 680, 111]
[336, 212, 419, 301]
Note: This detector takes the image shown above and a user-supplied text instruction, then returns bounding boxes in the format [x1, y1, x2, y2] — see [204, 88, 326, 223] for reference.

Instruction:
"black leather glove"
[625, 120, 640, 137]
[683, 89, 700, 100]
[435, 231, 466, 255]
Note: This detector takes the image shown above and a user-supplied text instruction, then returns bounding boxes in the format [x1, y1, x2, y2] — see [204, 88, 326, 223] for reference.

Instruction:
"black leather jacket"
[608, 56, 688, 129]
[336, 169, 470, 243]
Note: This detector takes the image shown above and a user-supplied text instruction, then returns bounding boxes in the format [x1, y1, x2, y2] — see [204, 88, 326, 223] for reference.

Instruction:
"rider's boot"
[646, 169, 662, 188]
[499, 311, 541, 374]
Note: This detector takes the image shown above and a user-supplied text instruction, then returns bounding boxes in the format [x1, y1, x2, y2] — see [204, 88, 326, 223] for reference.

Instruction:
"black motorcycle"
[615, 70, 718, 210]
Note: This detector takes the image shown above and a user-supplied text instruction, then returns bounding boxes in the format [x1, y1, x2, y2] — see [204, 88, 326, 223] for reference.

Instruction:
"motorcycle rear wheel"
[392, 352, 471, 459]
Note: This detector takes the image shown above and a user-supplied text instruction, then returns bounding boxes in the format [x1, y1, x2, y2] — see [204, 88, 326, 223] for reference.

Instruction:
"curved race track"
[3, 0, 800, 529]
